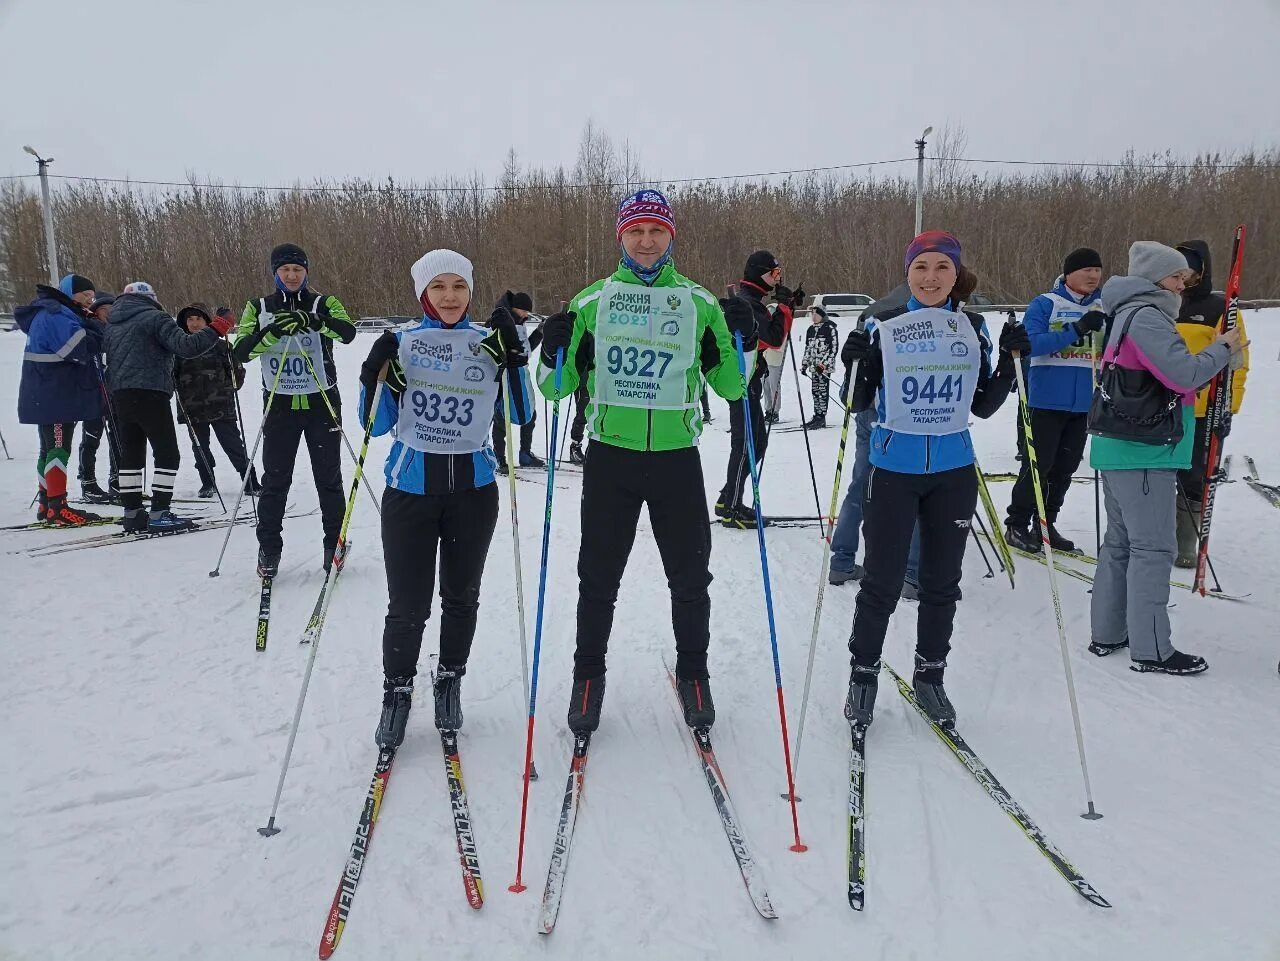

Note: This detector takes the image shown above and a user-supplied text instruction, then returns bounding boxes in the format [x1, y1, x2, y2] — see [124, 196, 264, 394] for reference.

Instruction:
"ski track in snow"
[2, 312, 1278, 961]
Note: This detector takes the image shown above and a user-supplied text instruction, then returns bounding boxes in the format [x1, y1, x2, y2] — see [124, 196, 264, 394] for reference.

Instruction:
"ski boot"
[1130, 649, 1208, 676]
[35, 490, 48, 524]
[494, 457, 509, 476]
[122, 508, 150, 534]
[148, 510, 198, 534]
[764, 410, 779, 426]
[1004, 523, 1041, 553]
[376, 676, 414, 748]
[844, 660, 881, 729]
[803, 414, 826, 430]
[721, 505, 763, 530]
[567, 675, 606, 734]
[46, 495, 104, 527]
[1046, 523, 1077, 553]
[519, 449, 546, 469]
[323, 538, 349, 574]
[900, 580, 920, 601]
[675, 675, 715, 729]
[242, 470, 263, 497]
[569, 441, 586, 465]
[197, 483, 217, 499]
[713, 499, 733, 521]
[828, 564, 864, 586]
[80, 480, 113, 505]
[912, 655, 957, 728]
[257, 546, 281, 578]
[433, 668, 464, 731]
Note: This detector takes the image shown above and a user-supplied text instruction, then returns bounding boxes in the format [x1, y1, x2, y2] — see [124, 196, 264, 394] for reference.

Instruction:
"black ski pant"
[849, 464, 977, 667]
[189, 419, 253, 489]
[492, 388, 536, 458]
[112, 389, 180, 512]
[258, 395, 345, 554]
[380, 484, 499, 678]
[1006, 408, 1088, 528]
[1176, 416, 1210, 505]
[77, 416, 117, 485]
[569, 383, 590, 443]
[719, 378, 767, 510]
[575, 442, 713, 681]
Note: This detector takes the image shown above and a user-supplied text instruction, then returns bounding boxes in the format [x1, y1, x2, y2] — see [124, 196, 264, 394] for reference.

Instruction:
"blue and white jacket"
[15, 285, 105, 425]
[850, 297, 1015, 475]
[359, 315, 532, 495]
[1023, 277, 1102, 413]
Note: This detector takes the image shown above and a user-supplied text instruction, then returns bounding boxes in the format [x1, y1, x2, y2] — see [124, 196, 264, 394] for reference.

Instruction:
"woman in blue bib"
[357, 249, 531, 749]
[839, 232, 1028, 729]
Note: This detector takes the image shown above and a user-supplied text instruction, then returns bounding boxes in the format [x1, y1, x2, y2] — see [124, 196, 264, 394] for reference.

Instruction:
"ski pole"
[226, 352, 259, 520]
[0, 424, 10, 460]
[1012, 352, 1101, 821]
[973, 456, 1016, 588]
[969, 515, 995, 579]
[299, 346, 382, 517]
[259, 367, 388, 838]
[174, 393, 227, 514]
[732, 330, 806, 851]
[501, 355, 537, 782]
[969, 504, 1006, 573]
[789, 355, 859, 799]
[1179, 488, 1224, 593]
[209, 353, 287, 578]
[510, 347, 566, 893]
[1090, 333, 1102, 557]
[785, 336, 829, 538]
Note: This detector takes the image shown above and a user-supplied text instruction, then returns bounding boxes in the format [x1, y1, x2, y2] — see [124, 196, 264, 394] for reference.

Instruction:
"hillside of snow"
[1, 309, 1277, 961]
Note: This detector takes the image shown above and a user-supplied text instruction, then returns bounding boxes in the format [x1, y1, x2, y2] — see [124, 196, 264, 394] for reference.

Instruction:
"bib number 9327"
[902, 374, 963, 405]
[411, 390, 474, 426]
[606, 345, 674, 378]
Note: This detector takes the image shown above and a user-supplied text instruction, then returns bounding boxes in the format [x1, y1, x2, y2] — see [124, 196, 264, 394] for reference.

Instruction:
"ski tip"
[508, 882, 528, 894]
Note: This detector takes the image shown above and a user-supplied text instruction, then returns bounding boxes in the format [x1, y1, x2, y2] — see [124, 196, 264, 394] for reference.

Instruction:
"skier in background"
[491, 291, 544, 473]
[800, 304, 838, 428]
[78, 291, 118, 504]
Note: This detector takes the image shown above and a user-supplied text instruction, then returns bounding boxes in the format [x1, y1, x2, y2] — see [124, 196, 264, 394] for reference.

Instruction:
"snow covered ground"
[2, 309, 1277, 961]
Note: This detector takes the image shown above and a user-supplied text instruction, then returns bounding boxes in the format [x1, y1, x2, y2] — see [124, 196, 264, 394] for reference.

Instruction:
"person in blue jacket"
[357, 249, 530, 749]
[15, 274, 106, 525]
[839, 231, 1027, 728]
[1004, 248, 1106, 553]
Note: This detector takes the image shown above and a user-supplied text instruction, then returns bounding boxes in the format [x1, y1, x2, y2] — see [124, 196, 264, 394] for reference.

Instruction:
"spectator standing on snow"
[1004, 248, 1106, 554]
[800, 305, 838, 427]
[105, 282, 232, 533]
[174, 303, 260, 499]
[1087, 242, 1246, 674]
[16, 274, 105, 525]
[77, 292, 118, 503]
[490, 291, 544, 473]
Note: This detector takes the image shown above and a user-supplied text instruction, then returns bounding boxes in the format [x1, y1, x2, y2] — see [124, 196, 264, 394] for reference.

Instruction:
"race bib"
[257, 297, 330, 395]
[593, 282, 698, 410]
[1031, 294, 1101, 369]
[395, 326, 499, 454]
[877, 307, 980, 435]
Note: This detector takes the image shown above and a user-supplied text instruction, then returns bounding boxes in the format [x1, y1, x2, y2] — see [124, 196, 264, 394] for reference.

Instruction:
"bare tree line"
[1, 124, 1276, 316]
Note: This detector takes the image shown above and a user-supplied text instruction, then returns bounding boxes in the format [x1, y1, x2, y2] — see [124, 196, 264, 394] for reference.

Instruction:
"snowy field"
[2, 309, 1277, 961]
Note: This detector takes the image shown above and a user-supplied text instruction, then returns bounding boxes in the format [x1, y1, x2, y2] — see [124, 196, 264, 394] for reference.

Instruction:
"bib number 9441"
[902, 374, 963, 405]
[411, 390, 475, 426]
[606, 345, 674, 378]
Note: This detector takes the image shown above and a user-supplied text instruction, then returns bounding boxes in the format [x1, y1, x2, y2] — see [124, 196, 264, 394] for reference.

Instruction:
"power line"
[930, 155, 1273, 170]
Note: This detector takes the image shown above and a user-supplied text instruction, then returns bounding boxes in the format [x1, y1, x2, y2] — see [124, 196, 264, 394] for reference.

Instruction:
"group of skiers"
[13, 186, 1254, 749]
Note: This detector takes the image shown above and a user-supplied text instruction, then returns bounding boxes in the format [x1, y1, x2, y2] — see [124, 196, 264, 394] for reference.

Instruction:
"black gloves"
[1073, 310, 1105, 339]
[307, 311, 326, 332]
[488, 300, 529, 368]
[720, 297, 757, 349]
[841, 329, 873, 366]
[361, 331, 406, 398]
[998, 321, 1031, 356]
[270, 309, 310, 338]
[539, 310, 575, 364]
[773, 283, 805, 309]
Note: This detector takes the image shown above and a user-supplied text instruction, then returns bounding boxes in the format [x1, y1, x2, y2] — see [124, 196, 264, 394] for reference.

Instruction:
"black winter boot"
[567, 675, 606, 734]
[376, 676, 414, 748]
[1005, 523, 1041, 553]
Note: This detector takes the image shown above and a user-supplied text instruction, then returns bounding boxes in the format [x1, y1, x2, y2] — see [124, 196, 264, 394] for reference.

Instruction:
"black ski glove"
[1073, 310, 1105, 339]
[270, 310, 310, 337]
[361, 331, 406, 399]
[489, 297, 528, 368]
[720, 297, 757, 349]
[841, 328, 873, 366]
[539, 310, 576, 366]
[772, 283, 802, 309]
[998, 321, 1032, 357]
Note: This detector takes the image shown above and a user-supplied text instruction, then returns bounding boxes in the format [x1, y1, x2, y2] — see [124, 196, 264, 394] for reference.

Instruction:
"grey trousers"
[1091, 469, 1178, 662]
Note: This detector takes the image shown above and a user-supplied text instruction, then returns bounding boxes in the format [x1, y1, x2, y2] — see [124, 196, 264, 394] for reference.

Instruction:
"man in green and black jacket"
[232, 243, 356, 575]
[536, 190, 756, 736]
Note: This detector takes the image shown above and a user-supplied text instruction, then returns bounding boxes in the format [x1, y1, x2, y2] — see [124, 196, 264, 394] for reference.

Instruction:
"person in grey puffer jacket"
[105, 282, 233, 533]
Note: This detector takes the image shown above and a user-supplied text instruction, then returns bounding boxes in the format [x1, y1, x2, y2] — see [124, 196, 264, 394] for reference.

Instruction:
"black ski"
[1244, 456, 1280, 508]
[319, 748, 397, 959]
[255, 576, 273, 652]
[539, 733, 591, 935]
[441, 731, 484, 909]
[885, 663, 1110, 908]
[848, 724, 867, 911]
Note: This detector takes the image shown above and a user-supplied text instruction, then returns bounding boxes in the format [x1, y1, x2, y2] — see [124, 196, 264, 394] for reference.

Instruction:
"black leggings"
[112, 389, 180, 511]
[189, 420, 252, 488]
[380, 484, 500, 678]
[850, 464, 977, 667]
[1006, 408, 1088, 527]
[719, 379, 767, 510]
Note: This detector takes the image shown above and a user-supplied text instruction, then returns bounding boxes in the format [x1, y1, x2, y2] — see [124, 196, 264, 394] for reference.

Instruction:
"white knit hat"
[410, 249, 474, 300]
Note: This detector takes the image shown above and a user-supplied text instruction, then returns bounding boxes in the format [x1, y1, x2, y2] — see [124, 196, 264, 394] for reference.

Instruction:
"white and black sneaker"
[1130, 650, 1208, 675]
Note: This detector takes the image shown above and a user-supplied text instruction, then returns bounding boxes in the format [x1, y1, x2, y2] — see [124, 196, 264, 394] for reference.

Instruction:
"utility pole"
[914, 126, 932, 236]
[23, 146, 59, 284]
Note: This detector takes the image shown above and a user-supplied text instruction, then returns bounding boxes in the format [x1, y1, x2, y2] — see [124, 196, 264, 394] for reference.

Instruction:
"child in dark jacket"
[175, 304, 260, 499]
[801, 305, 839, 427]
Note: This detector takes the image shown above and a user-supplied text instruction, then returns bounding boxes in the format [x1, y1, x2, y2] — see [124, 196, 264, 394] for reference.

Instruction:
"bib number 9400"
[606, 345, 674, 378]
[902, 374, 963, 405]
[268, 356, 309, 378]
[411, 390, 474, 426]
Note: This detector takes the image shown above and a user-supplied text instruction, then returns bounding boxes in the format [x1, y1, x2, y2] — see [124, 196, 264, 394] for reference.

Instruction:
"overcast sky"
[2, 0, 1277, 189]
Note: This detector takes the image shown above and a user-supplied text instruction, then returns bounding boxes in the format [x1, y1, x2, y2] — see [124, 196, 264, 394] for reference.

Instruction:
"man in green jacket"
[536, 189, 757, 733]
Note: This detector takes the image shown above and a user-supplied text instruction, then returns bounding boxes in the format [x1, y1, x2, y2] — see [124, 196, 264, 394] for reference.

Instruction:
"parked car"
[797, 292, 874, 320]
